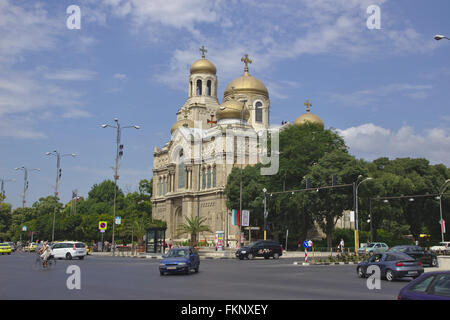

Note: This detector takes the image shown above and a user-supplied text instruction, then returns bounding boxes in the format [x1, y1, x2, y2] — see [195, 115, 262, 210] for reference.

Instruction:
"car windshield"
[166, 249, 189, 258]
[246, 242, 259, 247]
[365, 243, 376, 248]
[389, 246, 407, 252]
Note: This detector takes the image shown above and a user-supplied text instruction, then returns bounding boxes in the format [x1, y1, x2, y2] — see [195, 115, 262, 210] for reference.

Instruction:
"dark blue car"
[159, 247, 200, 276]
[398, 271, 450, 300]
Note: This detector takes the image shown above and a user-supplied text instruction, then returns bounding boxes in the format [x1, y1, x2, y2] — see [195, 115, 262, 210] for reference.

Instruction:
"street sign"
[303, 240, 308, 249]
[242, 210, 250, 227]
[99, 221, 107, 231]
[349, 211, 355, 222]
[100, 230, 105, 233]
[244, 227, 260, 230]
[115, 216, 121, 225]
[22, 226, 27, 232]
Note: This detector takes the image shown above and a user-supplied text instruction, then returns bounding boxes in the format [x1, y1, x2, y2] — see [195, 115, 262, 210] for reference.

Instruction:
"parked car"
[356, 252, 424, 281]
[430, 242, 450, 255]
[357, 242, 389, 255]
[159, 247, 200, 275]
[0, 243, 12, 255]
[51, 241, 87, 260]
[235, 240, 283, 260]
[388, 245, 438, 267]
[398, 271, 450, 300]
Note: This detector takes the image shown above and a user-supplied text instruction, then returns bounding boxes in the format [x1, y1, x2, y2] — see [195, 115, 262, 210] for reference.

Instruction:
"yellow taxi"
[0, 243, 12, 255]
[25, 243, 37, 252]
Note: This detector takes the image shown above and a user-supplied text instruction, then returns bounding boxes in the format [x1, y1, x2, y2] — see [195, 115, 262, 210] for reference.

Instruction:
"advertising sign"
[241, 210, 250, 227]
[215, 231, 224, 251]
[115, 216, 121, 225]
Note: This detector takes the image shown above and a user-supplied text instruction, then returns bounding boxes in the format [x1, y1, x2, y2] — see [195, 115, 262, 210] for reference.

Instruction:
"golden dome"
[224, 72, 268, 98]
[170, 118, 194, 134]
[216, 99, 250, 121]
[293, 100, 324, 128]
[190, 58, 217, 75]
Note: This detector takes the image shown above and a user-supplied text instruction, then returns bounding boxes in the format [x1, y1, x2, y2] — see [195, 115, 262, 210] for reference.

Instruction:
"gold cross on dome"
[304, 99, 312, 112]
[241, 54, 252, 73]
[200, 46, 207, 58]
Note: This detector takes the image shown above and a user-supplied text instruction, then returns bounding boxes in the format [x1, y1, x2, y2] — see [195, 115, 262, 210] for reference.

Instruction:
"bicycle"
[32, 253, 56, 270]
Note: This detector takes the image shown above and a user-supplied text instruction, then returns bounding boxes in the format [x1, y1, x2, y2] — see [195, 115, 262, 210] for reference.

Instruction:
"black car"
[235, 240, 283, 260]
[388, 245, 438, 267]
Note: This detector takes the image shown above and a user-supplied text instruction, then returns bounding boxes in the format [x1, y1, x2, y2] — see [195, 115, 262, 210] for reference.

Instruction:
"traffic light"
[119, 144, 124, 158]
[59, 168, 62, 179]
[26, 181, 29, 190]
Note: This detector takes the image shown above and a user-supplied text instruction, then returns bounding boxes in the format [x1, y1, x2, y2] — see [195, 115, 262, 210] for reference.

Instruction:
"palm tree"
[176, 216, 211, 247]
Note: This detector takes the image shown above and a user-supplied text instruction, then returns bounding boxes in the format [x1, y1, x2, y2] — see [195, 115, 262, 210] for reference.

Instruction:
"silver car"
[357, 252, 424, 281]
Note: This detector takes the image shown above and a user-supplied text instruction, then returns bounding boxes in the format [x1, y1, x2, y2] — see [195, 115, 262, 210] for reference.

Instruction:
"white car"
[51, 242, 87, 260]
[430, 242, 450, 254]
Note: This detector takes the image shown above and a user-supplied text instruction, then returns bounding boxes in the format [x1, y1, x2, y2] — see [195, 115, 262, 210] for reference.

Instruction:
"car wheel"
[273, 253, 280, 259]
[238, 256, 243, 260]
[66, 252, 72, 260]
[79, 256, 84, 260]
[195, 266, 199, 273]
[385, 269, 395, 282]
[357, 267, 365, 278]
[247, 253, 254, 260]
[160, 271, 164, 276]
[431, 257, 438, 267]
[264, 255, 270, 259]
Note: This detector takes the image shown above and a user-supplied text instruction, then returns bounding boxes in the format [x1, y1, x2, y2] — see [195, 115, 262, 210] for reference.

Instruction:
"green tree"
[177, 216, 212, 246]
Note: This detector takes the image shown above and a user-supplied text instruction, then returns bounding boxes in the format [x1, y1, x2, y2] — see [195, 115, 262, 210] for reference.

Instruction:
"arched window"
[212, 166, 216, 187]
[255, 101, 263, 123]
[207, 167, 211, 188]
[196, 79, 202, 96]
[178, 150, 184, 189]
[206, 80, 212, 96]
[158, 178, 162, 196]
[202, 168, 206, 189]
[163, 176, 167, 195]
[190, 81, 193, 97]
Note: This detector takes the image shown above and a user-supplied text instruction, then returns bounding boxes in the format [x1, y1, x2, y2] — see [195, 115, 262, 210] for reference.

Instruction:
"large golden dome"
[224, 54, 268, 98]
[190, 58, 217, 75]
[170, 118, 194, 134]
[293, 100, 324, 128]
[216, 99, 250, 121]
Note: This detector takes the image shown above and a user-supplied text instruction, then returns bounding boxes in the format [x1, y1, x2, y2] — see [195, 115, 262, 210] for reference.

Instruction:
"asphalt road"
[0, 252, 411, 300]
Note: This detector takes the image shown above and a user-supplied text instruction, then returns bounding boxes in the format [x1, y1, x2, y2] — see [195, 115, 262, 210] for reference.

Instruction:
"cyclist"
[37, 241, 52, 268]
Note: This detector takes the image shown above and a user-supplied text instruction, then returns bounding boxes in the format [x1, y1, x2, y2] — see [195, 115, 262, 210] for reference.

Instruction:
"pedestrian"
[297, 239, 301, 251]
[168, 238, 173, 250]
[338, 238, 345, 253]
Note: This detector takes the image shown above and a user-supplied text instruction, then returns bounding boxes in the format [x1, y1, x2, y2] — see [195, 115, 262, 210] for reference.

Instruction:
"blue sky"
[0, 0, 449, 209]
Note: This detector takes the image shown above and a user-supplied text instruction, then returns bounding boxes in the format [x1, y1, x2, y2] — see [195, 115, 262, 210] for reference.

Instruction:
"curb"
[293, 261, 359, 266]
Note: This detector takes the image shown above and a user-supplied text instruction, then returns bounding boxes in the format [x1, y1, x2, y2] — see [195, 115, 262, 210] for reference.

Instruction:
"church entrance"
[173, 206, 184, 239]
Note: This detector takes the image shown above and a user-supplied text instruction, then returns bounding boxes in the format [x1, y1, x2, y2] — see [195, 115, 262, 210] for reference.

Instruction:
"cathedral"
[151, 47, 325, 246]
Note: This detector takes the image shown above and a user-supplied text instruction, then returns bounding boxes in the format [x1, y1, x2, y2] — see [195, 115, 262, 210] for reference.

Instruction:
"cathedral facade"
[151, 48, 325, 245]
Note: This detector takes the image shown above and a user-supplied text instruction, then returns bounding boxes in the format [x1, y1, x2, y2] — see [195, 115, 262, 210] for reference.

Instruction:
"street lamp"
[14, 166, 40, 242]
[438, 179, 450, 242]
[263, 188, 267, 240]
[102, 118, 140, 256]
[354, 176, 373, 251]
[238, 99, 247, 248]
[46, 150, 76, 242]
[434, 34, 450, 41]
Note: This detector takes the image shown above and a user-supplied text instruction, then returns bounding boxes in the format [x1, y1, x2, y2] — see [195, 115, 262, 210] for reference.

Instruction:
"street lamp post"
[354, 176, 373, 251]
[46, 150, 76, 242]
[238, 99, 247, 248]
[102, 118, 140, 256]
[15, 166, 40, 242]
[438, 179, 450, 242]
[263, 188, 267, 240]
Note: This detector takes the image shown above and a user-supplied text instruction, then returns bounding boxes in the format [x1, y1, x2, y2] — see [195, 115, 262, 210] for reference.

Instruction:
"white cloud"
[337, 123, 450, 166]
[113, 73, 128, 80]
[44, 69, 97, 81]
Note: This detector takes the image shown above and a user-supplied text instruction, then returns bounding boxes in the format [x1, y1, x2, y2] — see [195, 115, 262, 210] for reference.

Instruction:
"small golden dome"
[170, 118, 194, 134]
[190, 58, 217, 75]
[293, 100, 324, 128]
[216, 99, 250, 121]
[224, 72, 268, 98]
